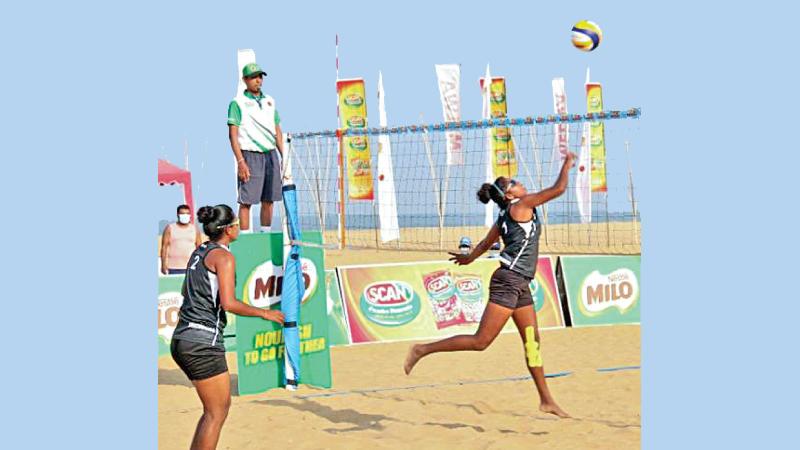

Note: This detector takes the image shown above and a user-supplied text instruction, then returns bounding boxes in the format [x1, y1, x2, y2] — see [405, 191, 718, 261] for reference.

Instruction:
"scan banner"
[338, 257, 563, 344]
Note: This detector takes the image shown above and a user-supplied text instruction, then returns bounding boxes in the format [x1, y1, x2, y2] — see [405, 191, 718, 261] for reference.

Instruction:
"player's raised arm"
[518, 152, 576, 209]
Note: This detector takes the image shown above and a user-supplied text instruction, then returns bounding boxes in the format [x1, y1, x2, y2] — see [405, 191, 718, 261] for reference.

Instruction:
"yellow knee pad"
[524, 326, 543, 368]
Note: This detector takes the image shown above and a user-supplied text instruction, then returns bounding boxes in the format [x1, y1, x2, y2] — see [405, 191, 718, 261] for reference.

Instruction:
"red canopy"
[158, 159, 195, 223]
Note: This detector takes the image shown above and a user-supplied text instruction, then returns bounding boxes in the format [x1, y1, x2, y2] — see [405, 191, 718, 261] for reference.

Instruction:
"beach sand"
[158, 220, 641, 448]
[323, 221, 640, 258]
[158, 325, 640, 449]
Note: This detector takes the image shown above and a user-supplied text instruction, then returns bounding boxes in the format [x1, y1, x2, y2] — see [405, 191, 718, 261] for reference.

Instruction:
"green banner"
[233, 232, 332, 395]
[158, 274, 236, 356]
[560, 255, 641, 326]
[325, 270, 351, 346]
[158, 275, 184, 356]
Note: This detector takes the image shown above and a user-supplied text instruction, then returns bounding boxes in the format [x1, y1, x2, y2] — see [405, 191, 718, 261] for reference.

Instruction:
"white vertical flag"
[236, 49, 256, 96]
[552, 77, 569, 163]
[376, 71, 400, 243]
[576, 122, 592, 223]
[435, 64, 463, 165]
[482, 64, 494, 228]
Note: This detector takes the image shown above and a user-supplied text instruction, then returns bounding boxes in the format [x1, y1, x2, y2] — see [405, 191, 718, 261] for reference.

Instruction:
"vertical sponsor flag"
[576, 123, 592, 223]
[480, 76, 518, 179]
[236, 49, 256, 96]
[552, 78, 569, 163]
[376, 71, 400, 243]
[586, 78, 608, 192]
[337, 78, 374, 200]
[435, 64, 463, 165]
[481, 64, 494, 227]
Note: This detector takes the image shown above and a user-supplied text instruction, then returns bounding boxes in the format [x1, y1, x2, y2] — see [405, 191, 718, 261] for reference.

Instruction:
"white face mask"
[178, 214, 191, 224]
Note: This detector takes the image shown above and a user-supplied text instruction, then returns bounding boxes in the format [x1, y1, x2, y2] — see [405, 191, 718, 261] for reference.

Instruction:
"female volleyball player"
[171, 204, 285, 449]
[404, 153, 576, 419]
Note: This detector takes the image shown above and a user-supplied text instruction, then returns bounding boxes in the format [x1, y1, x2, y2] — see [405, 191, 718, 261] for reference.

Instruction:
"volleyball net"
[285, 108, 641, 254]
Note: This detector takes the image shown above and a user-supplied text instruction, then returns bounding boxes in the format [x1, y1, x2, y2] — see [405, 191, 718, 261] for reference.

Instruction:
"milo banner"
[560, 255, 640, 326]
[338, 257, 563, 344]
[233, 232, 332, 395]
[158, 275, 236, 356]
[325, 269, 351, 346]
[337, 78, 374, 200]
[586, 83, 608, 192]
[480, 77, 517, 179]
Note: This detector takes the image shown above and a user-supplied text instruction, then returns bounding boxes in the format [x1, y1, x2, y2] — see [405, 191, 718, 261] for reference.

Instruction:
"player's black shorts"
[488, 266, 534, 309]
[170, 338, 228, 381]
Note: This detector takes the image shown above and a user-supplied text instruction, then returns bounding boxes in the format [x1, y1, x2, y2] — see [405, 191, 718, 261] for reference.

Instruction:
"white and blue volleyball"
[571, 20, 602, 52]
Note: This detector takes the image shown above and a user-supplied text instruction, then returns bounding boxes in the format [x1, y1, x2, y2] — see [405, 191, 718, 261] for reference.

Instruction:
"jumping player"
[404, 153, 577, 419]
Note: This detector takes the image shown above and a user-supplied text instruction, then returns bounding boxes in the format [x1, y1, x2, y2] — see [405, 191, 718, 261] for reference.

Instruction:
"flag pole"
[335, 34, 346, 249]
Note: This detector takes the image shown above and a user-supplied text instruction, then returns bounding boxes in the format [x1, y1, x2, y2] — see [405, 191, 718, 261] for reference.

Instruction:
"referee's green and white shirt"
[228, 90, 281, 153]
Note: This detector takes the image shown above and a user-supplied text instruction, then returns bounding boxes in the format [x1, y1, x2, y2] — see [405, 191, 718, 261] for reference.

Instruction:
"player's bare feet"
[404, 344, 424, 375]
[540, 402, 571, 418]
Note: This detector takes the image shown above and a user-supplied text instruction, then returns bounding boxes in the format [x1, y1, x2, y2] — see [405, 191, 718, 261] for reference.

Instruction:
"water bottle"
[488, 241, 501, 258]
[458, 237, 472, 255]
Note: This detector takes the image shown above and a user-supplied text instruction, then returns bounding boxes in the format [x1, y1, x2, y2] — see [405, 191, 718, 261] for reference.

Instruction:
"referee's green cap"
[242, 63, 266, 78]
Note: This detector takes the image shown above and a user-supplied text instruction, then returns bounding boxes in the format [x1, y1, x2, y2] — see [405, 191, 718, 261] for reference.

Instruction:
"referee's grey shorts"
[238, 150, 282, 205]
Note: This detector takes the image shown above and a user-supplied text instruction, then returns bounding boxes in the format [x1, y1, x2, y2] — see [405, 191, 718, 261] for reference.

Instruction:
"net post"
[625, 140, 639, 247]
[337, 129, 346, 249]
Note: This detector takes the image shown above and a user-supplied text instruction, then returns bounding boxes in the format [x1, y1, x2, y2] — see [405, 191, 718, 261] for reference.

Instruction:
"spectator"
[160, 204, 203, 275]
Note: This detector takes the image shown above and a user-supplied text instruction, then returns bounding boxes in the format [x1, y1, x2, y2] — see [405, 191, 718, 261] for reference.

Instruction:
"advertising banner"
[435, 64, 463, 165]
[233, 232, 332, 395]
[480, 76, 517, 179]
[338, 257, 563, 344]
[325, 269, 351, 346]
[586, 82, 608, 192]
[158, 275, 236, 356]
[376, 71, 400, 242]
[560, 255, 641, 326]
[337, 78, 374, 200]
[552, 77, 569, 161]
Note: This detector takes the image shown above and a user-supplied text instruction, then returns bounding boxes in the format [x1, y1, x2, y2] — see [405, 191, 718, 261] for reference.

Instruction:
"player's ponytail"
[477, 177, 509, 208]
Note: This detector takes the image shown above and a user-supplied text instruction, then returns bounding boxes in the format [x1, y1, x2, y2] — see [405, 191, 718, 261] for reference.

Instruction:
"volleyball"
[571, 20, 602, 52]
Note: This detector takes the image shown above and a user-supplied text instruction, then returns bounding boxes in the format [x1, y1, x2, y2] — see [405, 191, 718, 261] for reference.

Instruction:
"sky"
[2, 2, 799, 449]
[152, 2, 650, 224]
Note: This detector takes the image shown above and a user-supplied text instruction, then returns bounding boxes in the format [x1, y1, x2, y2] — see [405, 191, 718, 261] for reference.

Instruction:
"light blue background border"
[2, 2, 797, 449]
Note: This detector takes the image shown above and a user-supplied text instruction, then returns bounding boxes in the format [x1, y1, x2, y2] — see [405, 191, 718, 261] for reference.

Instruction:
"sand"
[158, 221, 641, 448]
[322, 221, 640, 257]
[158, 325, 640, 449]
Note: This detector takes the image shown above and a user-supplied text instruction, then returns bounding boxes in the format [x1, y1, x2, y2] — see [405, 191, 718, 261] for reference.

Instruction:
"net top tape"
[289, 107, 640, 139]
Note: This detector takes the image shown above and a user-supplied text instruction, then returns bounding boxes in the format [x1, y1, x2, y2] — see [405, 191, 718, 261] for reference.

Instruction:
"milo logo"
[347, 115, 365, 128]
[242, 258, 319, 308]
[493, 128, 511, 142]
[579, 268, 639, 314]
[344, 94, 363, 107]
[158, 291, 183, 339]
[359, 281, 421, 326]
[490, 90, 505, 103]
[349, 136, 368, 151]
